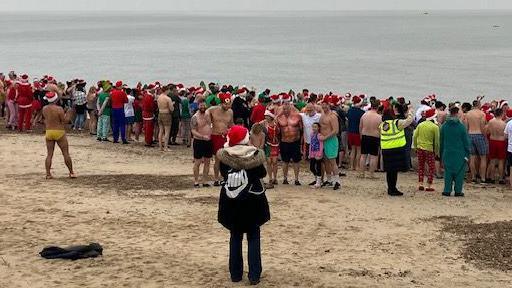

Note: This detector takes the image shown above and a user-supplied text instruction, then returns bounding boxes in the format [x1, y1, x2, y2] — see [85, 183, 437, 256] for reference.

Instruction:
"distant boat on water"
[493, 25, 501, 28]
[424, 12, 429, 15]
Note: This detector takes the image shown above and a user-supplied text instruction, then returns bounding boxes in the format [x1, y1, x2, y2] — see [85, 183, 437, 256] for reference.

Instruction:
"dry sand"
[1, 127, 511, 288]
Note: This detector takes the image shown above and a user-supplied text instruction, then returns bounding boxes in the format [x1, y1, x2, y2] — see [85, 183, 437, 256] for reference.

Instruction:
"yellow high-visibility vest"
[380, 120, 406, 150]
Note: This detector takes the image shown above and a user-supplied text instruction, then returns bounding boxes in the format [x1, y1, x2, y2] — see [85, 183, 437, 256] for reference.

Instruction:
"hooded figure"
[217, 125, 269, 285]
[440, 107, 470, 196]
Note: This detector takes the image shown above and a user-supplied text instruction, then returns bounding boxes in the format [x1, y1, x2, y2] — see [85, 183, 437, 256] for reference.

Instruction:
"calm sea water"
[0, 11, 511, 102]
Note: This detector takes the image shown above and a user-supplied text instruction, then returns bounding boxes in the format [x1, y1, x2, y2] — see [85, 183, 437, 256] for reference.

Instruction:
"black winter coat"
[217, 146, 270, 233]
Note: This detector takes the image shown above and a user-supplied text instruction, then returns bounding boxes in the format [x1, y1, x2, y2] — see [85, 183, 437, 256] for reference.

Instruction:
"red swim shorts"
[348, 132, 361, 147]
[211, 134, 227, 154]
[488, 139, 507, 160]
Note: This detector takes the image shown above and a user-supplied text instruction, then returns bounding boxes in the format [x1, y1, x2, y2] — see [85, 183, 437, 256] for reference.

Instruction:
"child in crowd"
[309, 123, 323, 188]
[263, 110, 280, 189]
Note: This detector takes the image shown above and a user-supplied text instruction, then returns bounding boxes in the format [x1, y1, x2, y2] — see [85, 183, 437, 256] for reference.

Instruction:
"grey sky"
[2, 0, 512, 11]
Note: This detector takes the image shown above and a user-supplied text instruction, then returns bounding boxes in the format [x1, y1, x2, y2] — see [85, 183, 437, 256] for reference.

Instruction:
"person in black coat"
[231, 88, 251, 128]
[217, 125, 270, 285]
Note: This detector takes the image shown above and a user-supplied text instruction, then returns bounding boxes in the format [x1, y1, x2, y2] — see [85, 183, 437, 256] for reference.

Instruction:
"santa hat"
[281, 93, 291, 103]
[321, 95, 332, 104]
[115, 81, 123, 88]
[44, 91, 58, 103]
[352, 96, 362, 106]
[506, 109, 512, 118]
[270, 94, 280, 103]
[236, 87, 248, 97]
[225, 125, 250, 147]
[264, 109, 275, 119]
[20, 74, 29, 83]
[218, 92, 232, 104]
[425, 108, 437, 121]
[499, 100, 509, 109]
[47, 76, 56, 83]
[330, 95, 341, 106]
[147, 83, 156, 90]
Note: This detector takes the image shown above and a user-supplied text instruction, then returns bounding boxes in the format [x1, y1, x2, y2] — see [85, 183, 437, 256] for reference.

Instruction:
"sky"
[1, 0, 511, 11]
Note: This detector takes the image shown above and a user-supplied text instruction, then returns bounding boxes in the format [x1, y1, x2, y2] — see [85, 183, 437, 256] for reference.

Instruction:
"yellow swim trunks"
[45, 130, 65, 141]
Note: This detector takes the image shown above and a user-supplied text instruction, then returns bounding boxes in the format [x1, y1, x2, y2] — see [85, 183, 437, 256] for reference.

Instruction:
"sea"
[0, 10, 511, 102]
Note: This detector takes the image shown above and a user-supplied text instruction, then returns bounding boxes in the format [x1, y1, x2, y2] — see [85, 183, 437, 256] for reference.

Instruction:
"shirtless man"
[156, 85, 174, 151]
[486, 108, 507, 183]
[358, 100, 382, 179]
[319, 96, 341, 190]
[277, 100, 303, 185]
[465, 100, 488, 183]
[207, 92, 234, 186]
[191, 99, 213, 187]
[42, 92, 75, 179]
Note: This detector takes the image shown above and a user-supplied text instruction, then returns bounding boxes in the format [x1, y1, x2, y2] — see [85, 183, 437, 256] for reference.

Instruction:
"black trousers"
[229, 227, 262, 282]
[386, 171, 398, 193]
[309, 159, 322, 177]
[170, 116, 180, 143]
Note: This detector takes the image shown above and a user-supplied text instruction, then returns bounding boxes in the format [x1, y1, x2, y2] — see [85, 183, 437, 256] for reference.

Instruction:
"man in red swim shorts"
[486, 108, 507, 184]
[207, 92, 234, 186]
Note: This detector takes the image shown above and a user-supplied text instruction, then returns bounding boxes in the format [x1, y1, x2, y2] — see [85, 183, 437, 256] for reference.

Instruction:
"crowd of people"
[1, 70, 512, 196]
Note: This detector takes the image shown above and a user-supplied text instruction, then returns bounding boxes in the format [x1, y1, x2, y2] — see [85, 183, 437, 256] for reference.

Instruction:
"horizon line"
[1, 8, 512, 12]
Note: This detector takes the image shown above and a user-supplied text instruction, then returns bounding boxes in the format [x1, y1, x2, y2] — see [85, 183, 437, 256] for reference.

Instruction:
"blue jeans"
[229, 227, 262, 282]
[111, 108, 126, 142]
[74, 113, 85, 130]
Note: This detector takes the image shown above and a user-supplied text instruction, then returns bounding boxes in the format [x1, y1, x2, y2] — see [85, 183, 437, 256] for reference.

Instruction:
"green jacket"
[440, 117, 470, 171]
[413, 120, 440, 155]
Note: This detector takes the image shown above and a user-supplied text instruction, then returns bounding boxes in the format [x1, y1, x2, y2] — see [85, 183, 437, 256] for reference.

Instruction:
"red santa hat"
[115, 81, 123, 88]
[270, 94, 280, 103]
[506, 109, 512, 118]
[147, 83, 156, 90]
[321, 95, 332, 104]
[281, 93, 291, 103]
[236, 87, 248, 97]
[352, 95, 362, 106]
[218, 92, 232, 104]
[225, 125, 250, 147]
[499, 100, 509, 109]
[47, 76, 56, 83]
[330, 95, 341, 106]
[264, 109, 275, 119]
[424, 108, 437, 121]
[44, 91, 58, 103]
[20, 74, 29, 83]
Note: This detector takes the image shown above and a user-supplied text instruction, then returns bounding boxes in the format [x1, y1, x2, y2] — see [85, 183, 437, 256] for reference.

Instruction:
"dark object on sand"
[39, 243, 103, 260]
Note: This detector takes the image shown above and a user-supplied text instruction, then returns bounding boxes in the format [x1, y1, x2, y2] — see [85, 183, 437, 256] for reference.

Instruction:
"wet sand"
[1, 128, 511, 287]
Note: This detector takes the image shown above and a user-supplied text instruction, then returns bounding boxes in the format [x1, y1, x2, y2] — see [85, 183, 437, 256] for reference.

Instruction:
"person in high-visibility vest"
[380, 102, 414, 196]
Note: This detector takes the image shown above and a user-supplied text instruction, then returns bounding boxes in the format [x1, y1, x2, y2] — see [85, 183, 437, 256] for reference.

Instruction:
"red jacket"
[16, 83, 34, 107]
[142, 93, 155, 119]
[110, 89, 128, 109]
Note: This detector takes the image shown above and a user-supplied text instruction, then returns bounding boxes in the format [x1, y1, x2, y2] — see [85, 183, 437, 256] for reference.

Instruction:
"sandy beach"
[1, 127, 511, 288]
